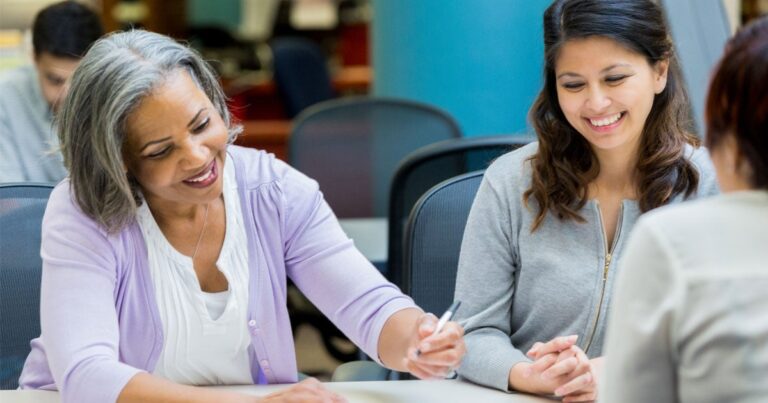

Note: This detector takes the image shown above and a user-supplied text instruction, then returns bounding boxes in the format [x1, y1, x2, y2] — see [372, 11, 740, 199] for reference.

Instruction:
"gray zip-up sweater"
[454, 142, 719, 391]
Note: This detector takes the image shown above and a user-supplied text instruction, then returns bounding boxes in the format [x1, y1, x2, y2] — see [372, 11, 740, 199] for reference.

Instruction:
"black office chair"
[271, 37, 336, 118]
[290, 96, 462, 219]
[403, 171, 484, 315]
[0, 183, 54, 389]
[388, 135, 532, 287]
[333, 172, 486, 381]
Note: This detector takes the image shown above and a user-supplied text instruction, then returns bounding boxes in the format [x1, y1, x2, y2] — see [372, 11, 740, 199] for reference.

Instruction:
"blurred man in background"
[0, 1, 103, 183]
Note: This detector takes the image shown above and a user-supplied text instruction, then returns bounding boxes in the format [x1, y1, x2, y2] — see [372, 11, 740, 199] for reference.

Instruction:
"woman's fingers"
[524, 352, 559, 376]
[554, 370, 595, 397]
[412, 322, 465, 365]
[527, 335, 578, 359]
[263, 378, 348, 403]
[562, 391, 597, 403]
[541, 356, 578, 380]
[404, 358, 453, 380]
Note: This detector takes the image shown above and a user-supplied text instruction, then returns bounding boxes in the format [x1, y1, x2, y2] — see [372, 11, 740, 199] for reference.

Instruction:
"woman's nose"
[585, 87, 611, 112]
[183, 137, 209, 167]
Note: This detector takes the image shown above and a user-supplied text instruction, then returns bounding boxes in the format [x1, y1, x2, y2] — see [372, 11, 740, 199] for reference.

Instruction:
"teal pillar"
[372, 1, 550, 137]
[187, 0, 241, 31]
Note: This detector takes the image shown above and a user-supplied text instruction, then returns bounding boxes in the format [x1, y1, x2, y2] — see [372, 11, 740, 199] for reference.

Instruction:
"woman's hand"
[543, 346, 597, 402]
[403, 313, 466, 380]
[524, 336, 600, 402]
[508, 335, 578, 394]
[259, 378, 347, 403]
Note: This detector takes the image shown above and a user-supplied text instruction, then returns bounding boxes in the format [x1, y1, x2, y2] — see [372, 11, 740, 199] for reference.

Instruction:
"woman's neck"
[591, 141, 639, 197]
[144, 196, 209, 225]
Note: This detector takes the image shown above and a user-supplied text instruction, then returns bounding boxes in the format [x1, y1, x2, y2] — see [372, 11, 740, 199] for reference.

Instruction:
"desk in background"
[339, 218, 388, 271]
[234, 120, 292, 161]
[0, 379, 555, 403]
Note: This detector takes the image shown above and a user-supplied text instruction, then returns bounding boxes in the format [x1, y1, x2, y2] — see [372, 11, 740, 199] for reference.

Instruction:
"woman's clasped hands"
[512, 335, 602, 402]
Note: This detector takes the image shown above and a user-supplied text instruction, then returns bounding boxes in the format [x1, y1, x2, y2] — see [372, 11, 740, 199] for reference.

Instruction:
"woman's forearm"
[117, 373, 255, 403]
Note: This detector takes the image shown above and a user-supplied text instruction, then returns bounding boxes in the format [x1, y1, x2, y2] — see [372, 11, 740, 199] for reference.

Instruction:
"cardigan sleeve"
[453, 155, 530, 392]
[38, 184, 143, 403]
[279, 164, 417, 363]
[599, 217, 682, 403]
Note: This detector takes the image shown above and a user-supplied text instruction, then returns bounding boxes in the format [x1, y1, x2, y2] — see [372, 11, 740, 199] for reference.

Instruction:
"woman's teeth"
[187, 167, 212, 182]
[589, 112, 622, 127]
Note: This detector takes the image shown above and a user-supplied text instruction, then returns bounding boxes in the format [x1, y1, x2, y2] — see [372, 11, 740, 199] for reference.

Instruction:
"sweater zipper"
[583, 202, 623, 354]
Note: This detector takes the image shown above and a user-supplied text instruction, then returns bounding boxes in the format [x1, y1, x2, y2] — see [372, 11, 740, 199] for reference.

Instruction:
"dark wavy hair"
[524, 0, 700, 231]
[706, 16, 768, 190]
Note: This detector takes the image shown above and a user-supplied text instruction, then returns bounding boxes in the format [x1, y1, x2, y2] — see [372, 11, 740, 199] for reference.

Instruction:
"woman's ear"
[653, 59, 670, 94]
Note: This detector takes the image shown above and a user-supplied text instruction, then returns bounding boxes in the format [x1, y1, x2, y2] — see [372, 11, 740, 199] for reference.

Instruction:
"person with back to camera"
[600, 15, 768, 403]
[17, 30, 466, 403]
[453, 0, 720, 401]
[0, 0, 103, 183]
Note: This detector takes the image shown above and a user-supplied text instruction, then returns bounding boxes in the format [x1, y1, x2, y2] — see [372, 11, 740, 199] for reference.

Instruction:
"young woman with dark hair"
[454, 0, 719, 400]
[601, 15, 768, 403]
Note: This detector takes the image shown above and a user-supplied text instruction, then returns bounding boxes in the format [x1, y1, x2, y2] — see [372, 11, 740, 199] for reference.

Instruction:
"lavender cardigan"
[19, 146, 415, 403]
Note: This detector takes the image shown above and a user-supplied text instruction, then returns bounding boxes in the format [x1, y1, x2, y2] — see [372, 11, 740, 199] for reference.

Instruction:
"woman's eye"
[605, 75, 627, 84]
[562, 82, 585, 90]
[193, 118, 210, 133]
[148, 147, 171, 158]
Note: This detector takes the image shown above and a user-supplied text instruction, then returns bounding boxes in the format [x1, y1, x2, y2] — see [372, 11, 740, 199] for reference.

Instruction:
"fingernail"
[554, 387, 565, 396]
[419, 342, 430, 352]
[567, 335, 578, 342]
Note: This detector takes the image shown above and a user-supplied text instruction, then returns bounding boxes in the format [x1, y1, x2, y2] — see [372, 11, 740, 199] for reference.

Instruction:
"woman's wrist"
[508, 362, 541, 394]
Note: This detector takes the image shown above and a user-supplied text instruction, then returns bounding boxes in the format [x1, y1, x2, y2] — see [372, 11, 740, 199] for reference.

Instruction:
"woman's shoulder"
[228, 146, 297, 185]
[683, 143, 720, 198]
[227, 145, 319, 199]
[684, 143, 711, 167]
[482, 141, 538, 189]
[638, 192, 748, 249]
[46, 180, 129, 238]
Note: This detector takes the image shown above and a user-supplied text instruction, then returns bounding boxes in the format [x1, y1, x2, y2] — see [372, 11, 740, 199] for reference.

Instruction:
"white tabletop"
[338, 218, 388, 263]
[0, 380, 555, 403]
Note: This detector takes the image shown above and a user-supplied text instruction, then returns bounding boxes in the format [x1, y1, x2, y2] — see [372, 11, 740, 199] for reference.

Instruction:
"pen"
[416, 300, 462, 356]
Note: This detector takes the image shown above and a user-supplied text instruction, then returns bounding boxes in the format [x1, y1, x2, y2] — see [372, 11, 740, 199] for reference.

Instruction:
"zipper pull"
[603, 253, 612, 279]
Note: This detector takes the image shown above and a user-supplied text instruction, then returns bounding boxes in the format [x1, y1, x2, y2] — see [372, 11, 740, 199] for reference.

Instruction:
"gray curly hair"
[57, 29, 241, 232]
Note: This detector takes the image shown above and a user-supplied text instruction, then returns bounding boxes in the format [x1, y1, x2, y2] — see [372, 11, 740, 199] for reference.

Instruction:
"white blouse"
[136, 160, 253, 385]
[601, 191, 768, 402]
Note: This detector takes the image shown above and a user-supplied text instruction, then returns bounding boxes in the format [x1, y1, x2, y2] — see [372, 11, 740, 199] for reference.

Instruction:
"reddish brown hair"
[706, 16, 768, 189]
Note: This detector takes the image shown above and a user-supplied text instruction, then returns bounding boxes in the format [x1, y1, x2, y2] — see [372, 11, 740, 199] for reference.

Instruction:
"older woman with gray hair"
[18, 30, 465, 403]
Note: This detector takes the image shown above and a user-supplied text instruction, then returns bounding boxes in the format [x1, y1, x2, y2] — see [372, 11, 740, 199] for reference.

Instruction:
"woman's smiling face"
[122, 69, 229, 208]
[554, 36, 669, 155]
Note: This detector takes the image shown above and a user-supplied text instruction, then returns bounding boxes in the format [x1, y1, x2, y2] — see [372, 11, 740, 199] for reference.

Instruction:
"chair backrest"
[402, 171, 483, 315]
[290, 96, 462, 218]
[0, 183, 54, 390]
[388, 135, 532, 285]
[272, 37, 335, 118]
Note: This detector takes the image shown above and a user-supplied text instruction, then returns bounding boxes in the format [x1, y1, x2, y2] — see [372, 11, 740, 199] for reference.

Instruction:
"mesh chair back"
[0, 183, 53, 389]
[290, 97, 461, 218]
[272, 37, 335, 118]
[388, 135, 532, 285]
[403, 171, 483, 315]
